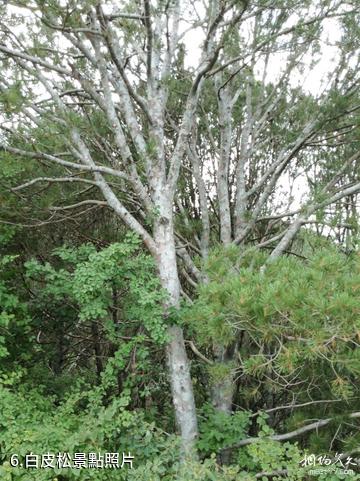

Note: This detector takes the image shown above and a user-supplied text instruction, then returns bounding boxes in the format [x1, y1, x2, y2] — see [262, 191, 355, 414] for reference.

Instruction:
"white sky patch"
[183, 27, 204, 69]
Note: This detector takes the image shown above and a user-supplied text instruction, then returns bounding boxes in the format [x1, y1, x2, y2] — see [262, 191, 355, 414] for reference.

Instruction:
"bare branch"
[0, 44, 72, 76]
[222, 412, 360, 451]
[11, 177, 98, 191]
[49, 200, 107, 211]
[0, 145, 129, 180]
[143, 0, 153, 81]
[185, 340, 213, 365]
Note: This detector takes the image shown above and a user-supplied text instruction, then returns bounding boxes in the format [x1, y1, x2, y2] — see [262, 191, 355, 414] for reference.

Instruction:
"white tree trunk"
[153, 194, 198, 455]
[216, 86, 232, 245]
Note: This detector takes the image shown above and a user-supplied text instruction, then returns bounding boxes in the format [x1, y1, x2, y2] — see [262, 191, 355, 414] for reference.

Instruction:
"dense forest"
[0, 0, 359, 480]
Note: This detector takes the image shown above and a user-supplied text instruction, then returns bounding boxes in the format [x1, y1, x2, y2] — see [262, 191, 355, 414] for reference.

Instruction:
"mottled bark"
[216, 85, 233, 245]
[167, 324, 198, 453]
[187, 142, 210, 260]
[234, 75, 253, 239]
[153, 193, 198, 454]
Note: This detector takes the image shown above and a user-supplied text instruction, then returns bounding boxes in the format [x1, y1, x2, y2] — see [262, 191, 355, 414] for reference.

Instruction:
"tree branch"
[222, 411, 360, 451]
[0, 145, 129, 180]
[11, 177, 98, 191]
[49, 200, 107, 211]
